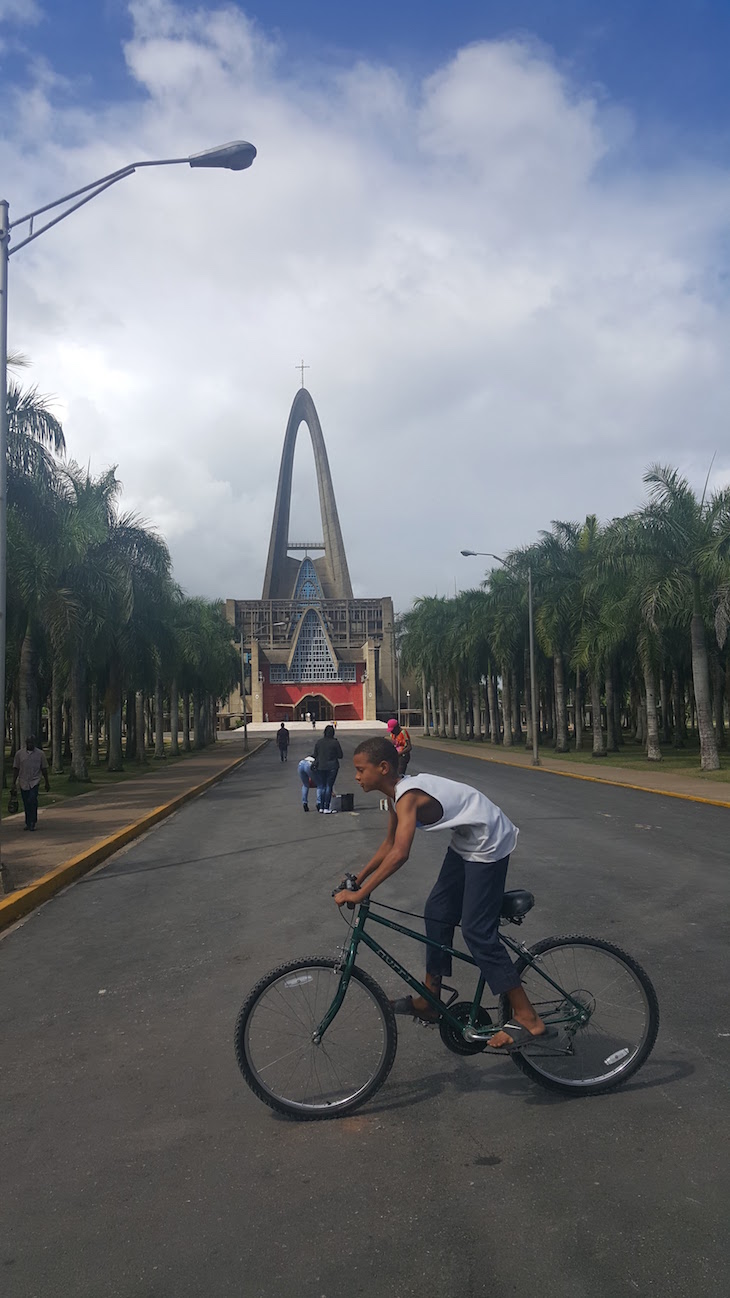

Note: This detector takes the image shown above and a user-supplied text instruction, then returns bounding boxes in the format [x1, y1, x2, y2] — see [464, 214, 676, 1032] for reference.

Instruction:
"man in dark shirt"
[313, 725, 343, 813]
[276, 723, 290, 762]
[11, 735, 50, 831]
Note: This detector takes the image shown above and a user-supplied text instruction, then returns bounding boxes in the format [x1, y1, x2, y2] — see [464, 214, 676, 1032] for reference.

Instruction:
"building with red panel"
[222, 388, 396, 724]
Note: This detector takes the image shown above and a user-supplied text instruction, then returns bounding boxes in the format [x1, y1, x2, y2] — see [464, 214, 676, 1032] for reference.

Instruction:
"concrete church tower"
[223, 387, 395, 726]
[262, 388, 353, 601]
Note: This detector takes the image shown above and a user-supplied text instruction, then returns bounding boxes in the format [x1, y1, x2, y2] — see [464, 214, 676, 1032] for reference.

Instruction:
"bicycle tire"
[501, 935, 659, 1096]
[234, 957, 398, 1120]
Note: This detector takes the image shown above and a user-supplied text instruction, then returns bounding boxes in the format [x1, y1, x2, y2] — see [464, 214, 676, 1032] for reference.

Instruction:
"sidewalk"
[0, 743, 266, 929]
[421, 736, 730, 807]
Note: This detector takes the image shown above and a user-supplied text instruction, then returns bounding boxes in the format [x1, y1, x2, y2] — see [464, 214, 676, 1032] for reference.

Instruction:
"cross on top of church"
[296, 359, 310, 388]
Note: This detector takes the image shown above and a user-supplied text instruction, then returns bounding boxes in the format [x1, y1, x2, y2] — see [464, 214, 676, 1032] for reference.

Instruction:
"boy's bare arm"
[355, 806, 397, 884]
[336, 798, 419, 905]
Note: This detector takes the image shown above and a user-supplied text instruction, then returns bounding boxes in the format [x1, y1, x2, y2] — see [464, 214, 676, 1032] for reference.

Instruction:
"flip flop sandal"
[486, 1021, 558, 1054]
[390, 984, 459, 1023]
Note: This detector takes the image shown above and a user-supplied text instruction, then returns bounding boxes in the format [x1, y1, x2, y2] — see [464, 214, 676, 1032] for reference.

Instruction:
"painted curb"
[421, 738, 730, 810]
[0, 743, 266, 933]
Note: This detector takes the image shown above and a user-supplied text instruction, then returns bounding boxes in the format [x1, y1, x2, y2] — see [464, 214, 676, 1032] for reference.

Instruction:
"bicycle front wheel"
[502, 935, 659, 1095]
[234, 957, 397, 1120]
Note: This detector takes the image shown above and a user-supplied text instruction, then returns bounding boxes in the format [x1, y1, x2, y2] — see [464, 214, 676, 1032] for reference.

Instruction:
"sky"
[2, 0, 730, 611]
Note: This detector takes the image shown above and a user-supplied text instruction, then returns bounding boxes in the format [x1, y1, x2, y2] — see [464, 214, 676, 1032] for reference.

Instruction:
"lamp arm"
[8, 156, 196, 255]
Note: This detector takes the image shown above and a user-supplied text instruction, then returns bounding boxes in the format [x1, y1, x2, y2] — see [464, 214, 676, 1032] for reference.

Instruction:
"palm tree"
[638, 466, 730, 771]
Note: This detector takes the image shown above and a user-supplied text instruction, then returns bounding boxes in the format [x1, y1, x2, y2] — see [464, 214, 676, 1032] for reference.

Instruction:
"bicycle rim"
[511, 938, 657, 1089]
[241, 962, 392, 1115]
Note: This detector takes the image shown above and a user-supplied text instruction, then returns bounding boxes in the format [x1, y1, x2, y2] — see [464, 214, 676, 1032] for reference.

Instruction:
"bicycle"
[233, 874, 659, 1120]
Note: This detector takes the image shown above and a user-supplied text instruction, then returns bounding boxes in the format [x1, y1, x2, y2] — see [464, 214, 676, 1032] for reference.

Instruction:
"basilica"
[221, 388, 396, 724]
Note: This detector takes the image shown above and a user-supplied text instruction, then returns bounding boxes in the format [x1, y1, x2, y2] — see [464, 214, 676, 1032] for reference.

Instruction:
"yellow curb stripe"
[0, 743, 266, 933]
[422, 738, 730, 810]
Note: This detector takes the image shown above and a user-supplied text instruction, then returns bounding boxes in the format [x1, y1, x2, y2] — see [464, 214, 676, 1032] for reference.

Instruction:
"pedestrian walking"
[313, 725, 343, 813]
[276, 722, 290, 762]
[298, 755, 316, 812]
[11, 735, 50, 831]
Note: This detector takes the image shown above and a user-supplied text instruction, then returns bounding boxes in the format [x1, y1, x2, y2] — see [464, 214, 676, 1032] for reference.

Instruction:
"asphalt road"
[1, 735, 728, 1298]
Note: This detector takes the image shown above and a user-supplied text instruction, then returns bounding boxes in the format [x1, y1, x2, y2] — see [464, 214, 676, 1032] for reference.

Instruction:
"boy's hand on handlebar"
[333, 887, 364, 908]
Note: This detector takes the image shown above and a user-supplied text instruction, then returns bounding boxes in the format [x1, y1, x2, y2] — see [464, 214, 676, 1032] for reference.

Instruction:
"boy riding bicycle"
[334, 737, 549, 1052]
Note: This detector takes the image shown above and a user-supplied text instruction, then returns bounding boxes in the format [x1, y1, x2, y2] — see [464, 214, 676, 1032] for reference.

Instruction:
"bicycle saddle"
[500, 889, 535, 920]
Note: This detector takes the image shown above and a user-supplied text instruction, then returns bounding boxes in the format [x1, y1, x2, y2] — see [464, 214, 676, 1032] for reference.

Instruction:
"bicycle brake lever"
[332, 873, 359, 909]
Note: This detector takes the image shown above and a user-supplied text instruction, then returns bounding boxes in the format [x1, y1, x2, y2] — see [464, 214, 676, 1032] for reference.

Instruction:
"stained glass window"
[269, 609, 356, 682]
[292, 558, 323, 602]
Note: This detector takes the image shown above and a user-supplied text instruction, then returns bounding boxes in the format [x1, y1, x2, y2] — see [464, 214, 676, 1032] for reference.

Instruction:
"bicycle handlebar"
[332, 873, 359, 909]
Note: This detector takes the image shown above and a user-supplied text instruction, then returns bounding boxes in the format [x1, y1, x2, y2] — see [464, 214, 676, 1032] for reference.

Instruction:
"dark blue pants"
[424, 848, 521, 995]
[21, 784, 39, 829]
[315, 766, 338, 810]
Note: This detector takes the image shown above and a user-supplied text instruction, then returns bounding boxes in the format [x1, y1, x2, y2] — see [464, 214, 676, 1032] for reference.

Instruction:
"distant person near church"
[11, 735, 50, 831]
[387, 718, 412, 776]
[298, 755, 316, 812]
[276, 722, 290, 762]
[313, 725, 343, 813]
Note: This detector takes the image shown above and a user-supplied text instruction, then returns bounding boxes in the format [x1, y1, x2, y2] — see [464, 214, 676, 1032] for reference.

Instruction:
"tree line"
[401, 466, 730, 771]
[6, 365, 239, 781]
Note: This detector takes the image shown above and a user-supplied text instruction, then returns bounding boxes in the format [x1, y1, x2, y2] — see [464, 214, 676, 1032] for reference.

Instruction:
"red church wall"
[261, 664, 365, 722]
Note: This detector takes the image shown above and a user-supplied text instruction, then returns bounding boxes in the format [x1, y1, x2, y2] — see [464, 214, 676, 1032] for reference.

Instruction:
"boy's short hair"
[354, 737, 399, 770]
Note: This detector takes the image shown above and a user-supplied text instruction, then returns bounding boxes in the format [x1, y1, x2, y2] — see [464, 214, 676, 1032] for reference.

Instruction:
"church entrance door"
[295, 694, 333, 723]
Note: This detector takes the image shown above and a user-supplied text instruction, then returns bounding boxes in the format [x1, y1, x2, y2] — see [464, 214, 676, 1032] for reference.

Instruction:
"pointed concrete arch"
[262, 389, 353, 600]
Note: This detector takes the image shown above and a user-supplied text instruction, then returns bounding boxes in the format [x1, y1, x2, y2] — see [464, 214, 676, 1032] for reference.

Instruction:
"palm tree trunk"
[125, 691, 136, 759]
[554, 653, 568, 752]
[511, 670, 521, 742]
[712, 655, 726, 750]
[447, 694, 456, 739]
[106, 660, 123, 772]
[524, 657, 532, 750]
[590, 674, 606, 756]
[671, 667, 685, 747]
[69, 652, 90, 782]
[457, 694, 467, 740]
[642, 658, 662, 761]
[421, 671, 429, 736]
[605, 670, 618, 752]
[660, 672, 671, 745]
[154, 679, 165, 758]
[18, 626, 38, 748]
[193, 688, 202, 749]
[472, 682, 482, 741]
[487, 675, 499, 745]
[51, 660, 64, 775]
[90, 682, 100, 767]
[690, 597, 720, 770]
[170, 680, 179, 755]
[575, 669, 583, 751]
[501, 668, 512, 747]
[182, 693, 191, 751]
[135, 691, 147, 764]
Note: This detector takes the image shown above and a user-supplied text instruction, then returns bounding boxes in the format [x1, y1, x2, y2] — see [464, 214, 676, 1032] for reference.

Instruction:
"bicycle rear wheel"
[502, 935, 659, 1095]
[234, 957, 397, 1120]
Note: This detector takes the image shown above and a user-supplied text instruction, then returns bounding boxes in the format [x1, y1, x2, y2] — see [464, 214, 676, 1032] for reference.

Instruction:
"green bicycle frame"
[316, 899, 589, 1041]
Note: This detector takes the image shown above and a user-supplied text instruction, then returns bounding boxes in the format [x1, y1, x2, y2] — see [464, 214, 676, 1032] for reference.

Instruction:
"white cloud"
[0, 0, 41, 23]
[4, 1, 730, 610]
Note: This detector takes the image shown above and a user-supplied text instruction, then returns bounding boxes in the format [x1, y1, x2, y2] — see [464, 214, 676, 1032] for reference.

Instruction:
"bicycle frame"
[316, 899, 589, 1041]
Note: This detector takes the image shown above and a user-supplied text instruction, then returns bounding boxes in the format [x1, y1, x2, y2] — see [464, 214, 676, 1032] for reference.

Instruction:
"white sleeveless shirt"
[393, 772, 518, 863]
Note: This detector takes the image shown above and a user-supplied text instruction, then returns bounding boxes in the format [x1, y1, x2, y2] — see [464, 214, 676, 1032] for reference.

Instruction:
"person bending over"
[334, 737, 549, 1053]
[298, 755, 316, 812]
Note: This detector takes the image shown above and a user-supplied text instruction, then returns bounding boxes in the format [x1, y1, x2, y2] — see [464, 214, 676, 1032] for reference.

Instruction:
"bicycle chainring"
[439, 1002, 493, 1055]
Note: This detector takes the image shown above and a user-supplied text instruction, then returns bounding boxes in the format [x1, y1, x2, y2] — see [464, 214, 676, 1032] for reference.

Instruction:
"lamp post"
[0, 140, 256, 876]
[461, 549, 540, 766]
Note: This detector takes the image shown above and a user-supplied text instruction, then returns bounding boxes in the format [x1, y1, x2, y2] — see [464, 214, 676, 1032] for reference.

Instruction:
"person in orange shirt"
[386, 718, 412, 776]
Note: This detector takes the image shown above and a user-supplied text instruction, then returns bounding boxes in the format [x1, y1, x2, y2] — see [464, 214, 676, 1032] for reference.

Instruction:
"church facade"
[221, 388, 396, 725]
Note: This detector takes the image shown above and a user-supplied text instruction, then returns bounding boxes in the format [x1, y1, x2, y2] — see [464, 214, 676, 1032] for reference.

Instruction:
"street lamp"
[0, 140, 257, 862]
[461, 549, 540, 766]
